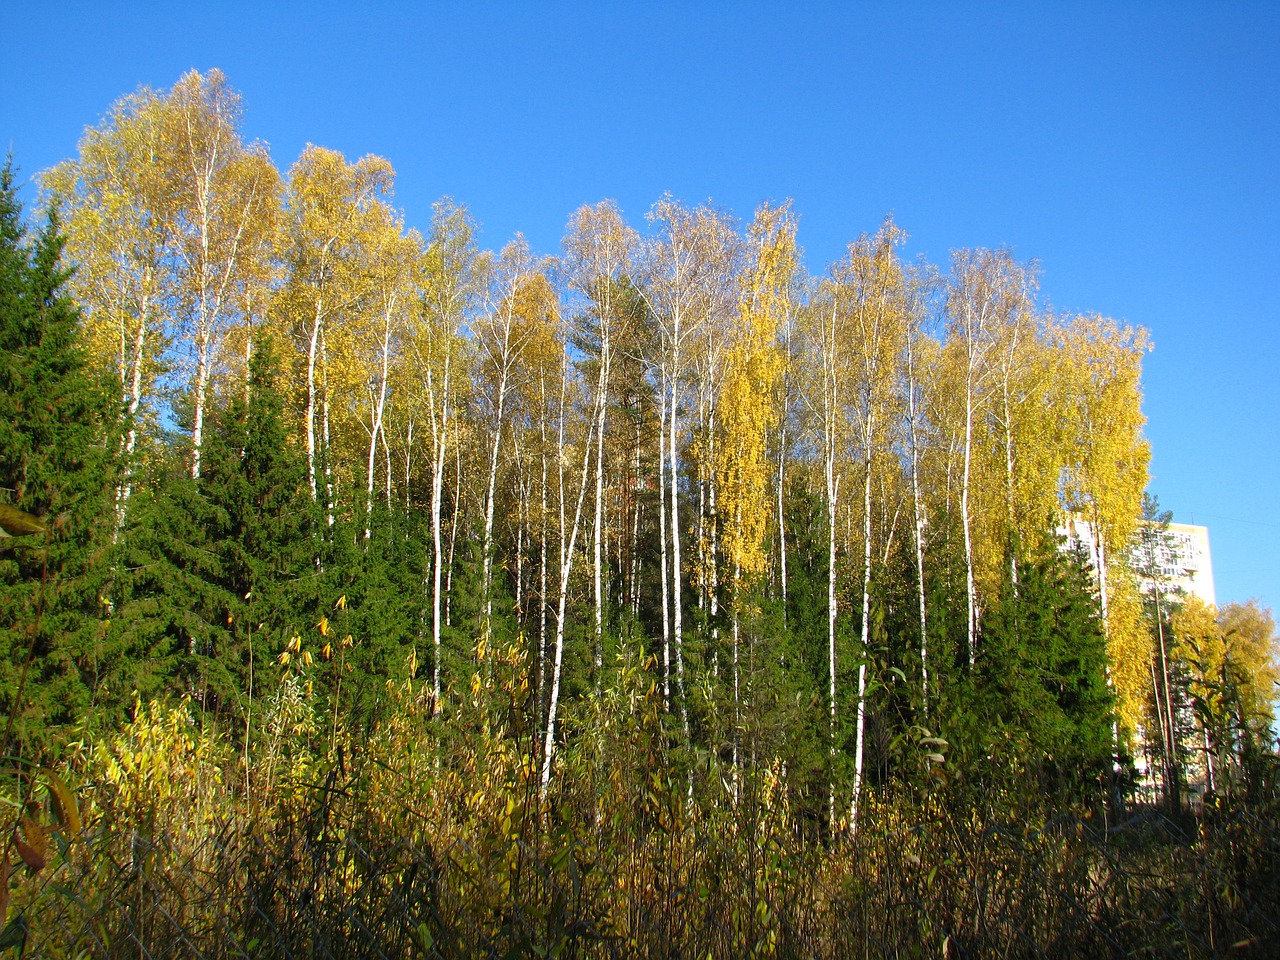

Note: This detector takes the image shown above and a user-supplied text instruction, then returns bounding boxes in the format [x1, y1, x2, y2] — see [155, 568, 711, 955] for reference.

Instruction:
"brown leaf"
[0, 850, 9, 924]
[12, 830, 43, 874]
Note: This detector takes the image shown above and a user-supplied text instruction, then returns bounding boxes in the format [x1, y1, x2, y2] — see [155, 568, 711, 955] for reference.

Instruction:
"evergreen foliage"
[975, 541, 1115, 802]
[0, 160, 116, 752]
[110, 339, 319, 725]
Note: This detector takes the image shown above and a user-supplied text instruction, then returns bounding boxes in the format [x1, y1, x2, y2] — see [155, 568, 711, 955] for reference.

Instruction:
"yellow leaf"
[0, 505, 45, 537]
[20, 819, 46, 862]
[43, 769, 82, 836]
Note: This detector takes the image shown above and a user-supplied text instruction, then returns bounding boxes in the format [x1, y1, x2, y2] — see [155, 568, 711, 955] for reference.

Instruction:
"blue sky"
[3, 1, 1278, 609]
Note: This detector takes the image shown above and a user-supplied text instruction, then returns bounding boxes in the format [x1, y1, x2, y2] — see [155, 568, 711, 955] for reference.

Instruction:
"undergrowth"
[3, 648, 1277, 959]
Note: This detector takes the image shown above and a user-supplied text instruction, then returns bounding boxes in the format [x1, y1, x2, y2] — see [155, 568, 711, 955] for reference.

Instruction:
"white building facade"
[1059, 515, 1216, 607]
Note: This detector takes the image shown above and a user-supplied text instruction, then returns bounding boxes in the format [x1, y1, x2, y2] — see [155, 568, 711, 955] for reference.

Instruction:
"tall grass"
[7, 653, 1278, 958]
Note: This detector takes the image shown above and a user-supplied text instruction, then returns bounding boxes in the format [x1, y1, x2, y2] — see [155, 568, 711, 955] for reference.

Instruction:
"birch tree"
[807, 277, 847, 832]
[541, 340, 596, 795]
[988, 261, 1038, 584]
[716, 201, 795, 794]
[154, 70, 279, 479]
[1054, 313, 1151, 733]
[278, 146, 394, 510]
[944, 249, 1021, 664]
[353, 213, 419, 537]
[901, 262, 939, 714]
[562, 200, 639, 681]
[502, 274, 564, 702]
[411, 200, 486, 706]
[44, 69, 278, 494]
[832, 219, 907, 831]
[474, 237, 541, 640]
[639, 196, 738, 732]
[43, 90, 171, 523]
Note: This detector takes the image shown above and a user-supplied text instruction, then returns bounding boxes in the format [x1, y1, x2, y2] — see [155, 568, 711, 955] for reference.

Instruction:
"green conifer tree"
[976, 541, 1116, 804]
[109, 338, 317, 727]
[0, 160, 116, 753]
[191, 337, 318, 718]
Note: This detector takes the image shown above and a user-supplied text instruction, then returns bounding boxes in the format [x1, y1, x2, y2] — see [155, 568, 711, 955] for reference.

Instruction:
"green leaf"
[0, 916, 26, 953]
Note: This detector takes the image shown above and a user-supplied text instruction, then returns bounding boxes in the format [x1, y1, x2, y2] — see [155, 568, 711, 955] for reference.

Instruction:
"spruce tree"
[109, 337, 318, 729]
[976, 540, 1115, 803]
[107, 458, 225, 708]
[0, 160, 116, 753]
[202, 337, 317, 711]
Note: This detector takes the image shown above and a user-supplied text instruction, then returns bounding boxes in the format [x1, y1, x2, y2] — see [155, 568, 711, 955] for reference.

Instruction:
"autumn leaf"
[12, 828, 44, 873]
[44, 769, 82, 836]
[0, 505, 44, 538]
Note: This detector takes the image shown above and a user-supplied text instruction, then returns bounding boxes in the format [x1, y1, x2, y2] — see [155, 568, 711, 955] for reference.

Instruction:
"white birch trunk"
[658, 384, 672, 710]
[427, 347, 452, 709]
[962, 370, 977, 665]
[669, 346, 689, 737]
[905, 327, 930, 715]
[306, 299, 323, 502]
[850, 410, 874, 834]
[366, 293, 395, 540]
[592, 338, 610, 681]
[114, 290, 152, 530]
[321, 330, 334, 528]
[821, 299, 842, 833]
[541, 352, 596, 795]
[481, 366, 508, 638]
[539, 367, 550, 712]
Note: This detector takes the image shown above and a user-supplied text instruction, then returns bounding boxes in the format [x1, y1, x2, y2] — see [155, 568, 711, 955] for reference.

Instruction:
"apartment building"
[1059, 515, 1216, 607]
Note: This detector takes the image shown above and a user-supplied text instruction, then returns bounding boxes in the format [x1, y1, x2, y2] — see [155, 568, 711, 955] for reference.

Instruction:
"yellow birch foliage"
[327, 205, 419, 495]
[1052, 314, 1151, 729]
[274, 146, 396, 483]
[45, 69, 280, 481]
[153, 72, 280, 366]
[1216, 600, 1280, 727]
[1010, 334, 1068, 544]
[509, 271, 562, 374]
[716, 202, 796, 591]
[1171, 595, 1225, 712]
[1171, 597, 1280, 737]
[43, 86, 173, 423]
[1053, 314, 1150, 563]
[1105, 568, 1150, 737]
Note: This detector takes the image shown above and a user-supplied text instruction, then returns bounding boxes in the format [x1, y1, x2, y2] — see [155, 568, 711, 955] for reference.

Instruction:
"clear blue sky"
[3, 1, 1277, 610]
